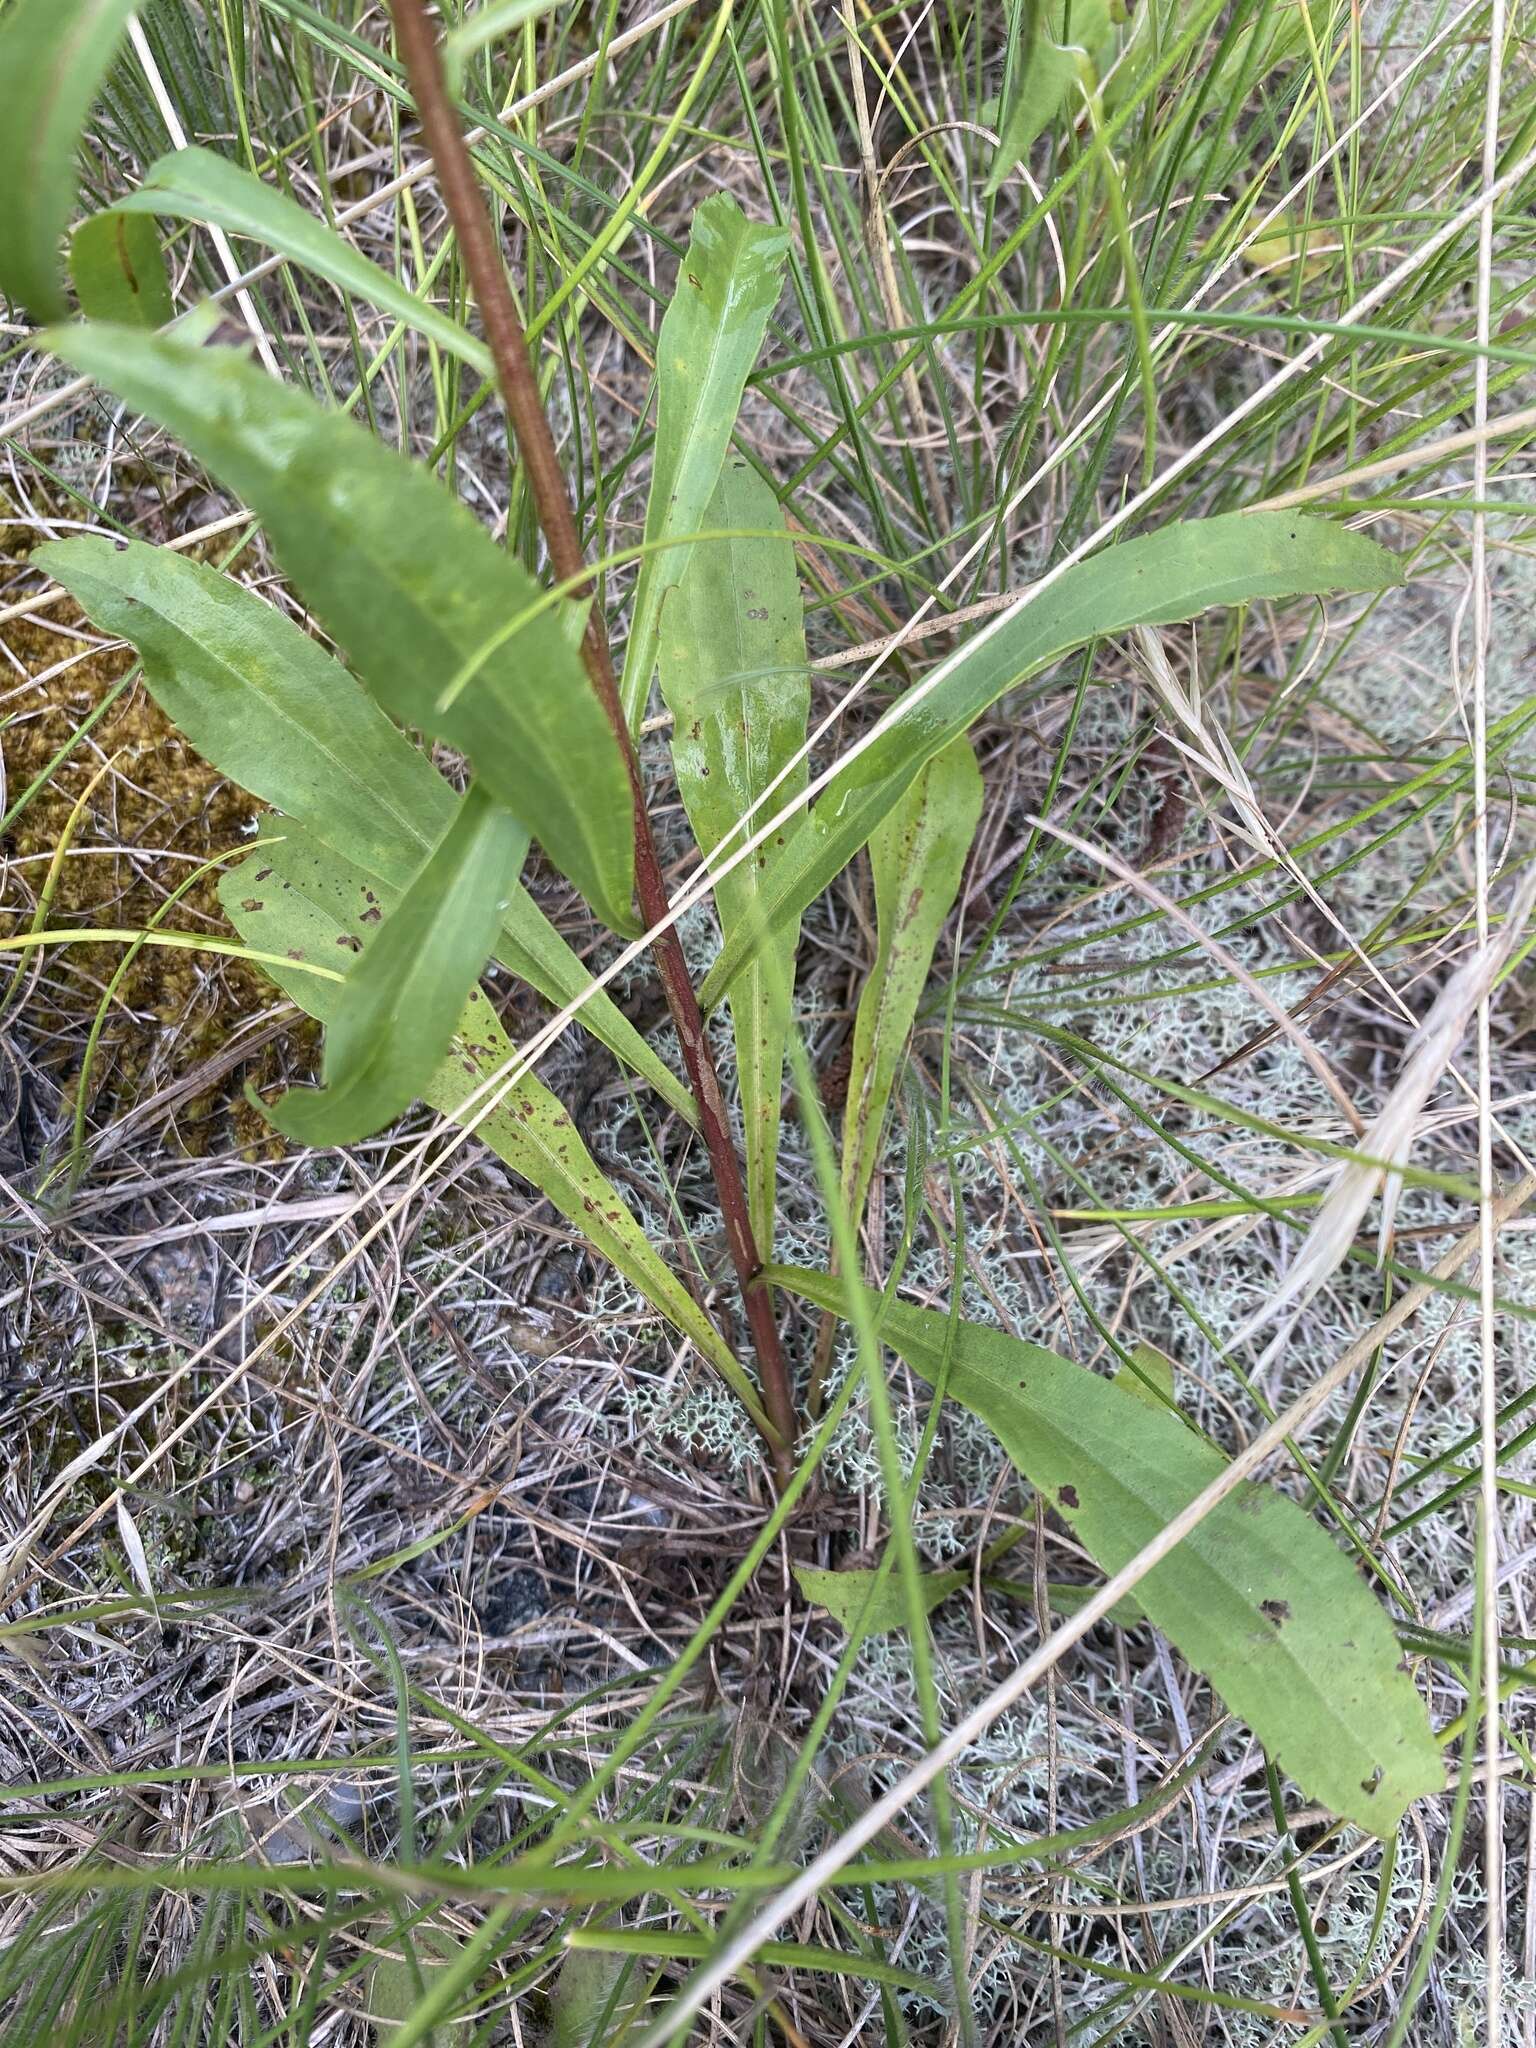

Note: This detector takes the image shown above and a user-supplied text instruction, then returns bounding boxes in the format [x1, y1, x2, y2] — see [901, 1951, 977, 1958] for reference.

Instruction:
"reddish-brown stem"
[388, 0, 796, 1485]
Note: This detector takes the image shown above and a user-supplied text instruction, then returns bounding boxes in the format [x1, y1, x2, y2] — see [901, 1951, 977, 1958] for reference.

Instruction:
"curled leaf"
[621, 195, 789, 730]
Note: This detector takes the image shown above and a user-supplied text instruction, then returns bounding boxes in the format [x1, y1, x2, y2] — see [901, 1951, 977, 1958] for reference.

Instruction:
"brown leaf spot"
[1058, 1483, 1080, 1510]
[240, 898, 263, 913]
[1260, 1598, 1291, 1627]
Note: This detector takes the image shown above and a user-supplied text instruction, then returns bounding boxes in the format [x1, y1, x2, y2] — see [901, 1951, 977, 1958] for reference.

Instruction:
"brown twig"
[387, 0, 796, 1485]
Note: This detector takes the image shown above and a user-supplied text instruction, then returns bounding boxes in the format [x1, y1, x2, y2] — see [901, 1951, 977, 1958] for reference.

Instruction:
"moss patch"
[1, 570, 313, 1158]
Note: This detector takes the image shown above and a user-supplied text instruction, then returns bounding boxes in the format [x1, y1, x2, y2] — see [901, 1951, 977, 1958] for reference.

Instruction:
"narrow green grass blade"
[221, 834, 771, 1437]
[0, 0, 140, 321]
[267, 783, 525, 1145]
[565, 1927, 934, 1993]
[700, 513, 1403, 1006]
[620, 195, 789, 730]
[488, 896, 696, 1128]
[111, 145, 493, 375]
[441, 0, 559, 97]
[659, 457, 809, 1249]
[774, 1267, 1444, 1836]
[840, 735, 981, 1230]
[68, 209, 174, 328]
[45, 324, 636, 932]
[38, 536, 692, 1120]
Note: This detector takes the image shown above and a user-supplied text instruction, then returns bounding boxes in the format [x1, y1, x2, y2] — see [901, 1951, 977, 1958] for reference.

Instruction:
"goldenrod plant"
[1, 1, 1531, 2039]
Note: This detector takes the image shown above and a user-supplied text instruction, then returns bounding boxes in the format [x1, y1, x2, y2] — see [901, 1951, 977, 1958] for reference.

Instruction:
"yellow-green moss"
[0, 576, 314, 1157]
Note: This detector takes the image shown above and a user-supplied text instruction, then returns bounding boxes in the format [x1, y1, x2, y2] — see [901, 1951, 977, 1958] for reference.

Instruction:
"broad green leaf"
[700, 514, 1403, 1007]
[268, 784, 524, 1145]
[774, 1268, 1443, 1834]
[794, 1562, 966, 1636]
[367, 1923, 472, 2048]
[69, 209, 174, 328]
[45, 325, 636, 933]
[986, 2, 1113, 190]
[39, 536, 455, 884]
[1119, 1339, 1177, 1411]
[37, 537, 693, 1121]
[550, 1947, 638, 2048]
[620, 195, 790, 731]
[0, 0, 140, 322]
[659, 459, 809, 1251]
[841, 736, 981, 1230]
[222, 832, 774, 1440]
[112, 146, 493, 377]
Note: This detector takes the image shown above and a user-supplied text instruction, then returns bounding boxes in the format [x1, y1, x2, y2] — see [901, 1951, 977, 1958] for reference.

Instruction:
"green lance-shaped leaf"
[111, 146, 493, 376]
[774, 1268, 1443, 1835]
[701, 513, 1403, 1007]
[841, 735, 981, 1233]
[366, 1923, 473, 2048]
[45, 324, 636, 934]
[659, 459, 809, 1252]
[222, 832, 775, 1441]
[69, 209, 174, 329]
[0, 0, 140, 322]
[798, 1560, 1147, 1636]
[793, 1562, 967, 1637]
[986, 1, 1114, 191]
[37, 537, 693, 1123]
[620, 195, 790, 732]
[266, 783, 524, 1145]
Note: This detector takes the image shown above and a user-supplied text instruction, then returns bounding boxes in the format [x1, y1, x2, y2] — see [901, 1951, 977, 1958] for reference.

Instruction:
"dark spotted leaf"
[37, 536, 693, 1122]
[840, 736, 981, 1231]
[223, 832, 773, 1438]
[266, 782, 524, 1145]
[773, 1266, 1443, 1835]
[659, 458, 809, 1250]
